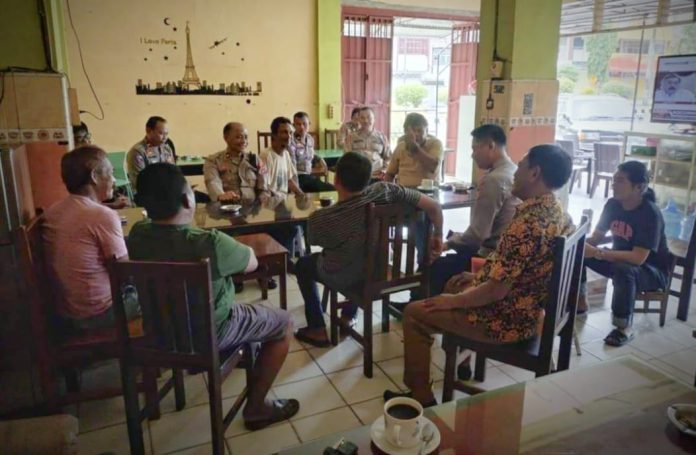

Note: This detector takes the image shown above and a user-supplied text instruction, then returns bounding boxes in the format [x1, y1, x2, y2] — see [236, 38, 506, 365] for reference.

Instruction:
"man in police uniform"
[127, 115, 175, 189]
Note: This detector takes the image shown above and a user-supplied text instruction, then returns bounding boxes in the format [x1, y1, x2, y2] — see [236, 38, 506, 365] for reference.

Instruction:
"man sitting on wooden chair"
[293, 152, 444, 347]
[43, 146, 141, 330]
[385, 144, 574, 407]
[128, 163, 299, 431]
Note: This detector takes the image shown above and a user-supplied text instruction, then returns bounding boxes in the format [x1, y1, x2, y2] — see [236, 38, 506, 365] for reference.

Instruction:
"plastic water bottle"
[680, 209, 696, 241]
[662, 199, 684, 240]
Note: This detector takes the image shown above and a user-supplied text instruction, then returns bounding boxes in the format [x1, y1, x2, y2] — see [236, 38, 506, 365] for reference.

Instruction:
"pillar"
[317, 0, 342, 147]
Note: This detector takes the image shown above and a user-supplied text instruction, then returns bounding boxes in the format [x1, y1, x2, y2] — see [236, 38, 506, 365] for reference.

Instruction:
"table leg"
[586, 158, 593, 195]
[280, 255, 287, 311]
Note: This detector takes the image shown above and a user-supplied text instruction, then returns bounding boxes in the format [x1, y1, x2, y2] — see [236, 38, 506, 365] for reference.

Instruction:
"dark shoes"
[267, 278, 278, 290]
[604, 328, 634, 346]
[244, 399, 300, 431]
[576, 295, 589, 316]
[294, 327, 331, 348]
[383, 389, 437, 408]
[338, 315, 357, 337]
[234, 281, 244, 293]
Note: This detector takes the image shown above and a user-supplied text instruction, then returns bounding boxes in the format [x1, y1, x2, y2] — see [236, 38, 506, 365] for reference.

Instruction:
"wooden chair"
[309, 131, 319, 147]
[234, 233, 289, 310]
[557, 140, 589, 193]
[590, 142, 621, 198]
[441, 218, 589, 401]
[324, 129, 339, 149]
[321, 203, 430, 378]
[109, 258, 255, 455]
[669, 223, 696, 321]
[693, 329, 696, 387]
[14, 214, 152, 412]
[257, 131, 272, 153]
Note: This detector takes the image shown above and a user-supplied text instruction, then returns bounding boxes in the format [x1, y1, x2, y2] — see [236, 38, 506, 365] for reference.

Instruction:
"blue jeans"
[295, 253, 358, 329]
[582, 258, 667, 329]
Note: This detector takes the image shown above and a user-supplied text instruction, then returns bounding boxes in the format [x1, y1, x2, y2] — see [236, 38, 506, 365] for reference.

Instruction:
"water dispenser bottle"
[680, 209, 696, 241]
[661, 199, 684, 240]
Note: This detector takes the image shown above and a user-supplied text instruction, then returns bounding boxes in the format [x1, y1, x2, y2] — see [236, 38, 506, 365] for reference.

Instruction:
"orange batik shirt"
[465, 193, 573, 343]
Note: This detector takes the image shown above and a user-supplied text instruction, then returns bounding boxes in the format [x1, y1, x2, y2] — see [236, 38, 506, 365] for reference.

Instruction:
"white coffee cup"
[383, 397, 423, 448]
[421, 179, 434, 189]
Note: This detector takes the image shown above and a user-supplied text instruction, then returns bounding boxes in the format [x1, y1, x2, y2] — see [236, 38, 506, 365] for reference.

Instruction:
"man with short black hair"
[126, 115, 175, 188]
[385, 113, 443, 187]
[338, 107, 363, 149]
[293, 152, 444, 347]
[426, 124, 518, 297]
[289, 111, 334, 192]
[73, 122, 91, 148]
[261, 117, 304, 199]
[128, 163, 299, 430]
[385, 144, 573, 407]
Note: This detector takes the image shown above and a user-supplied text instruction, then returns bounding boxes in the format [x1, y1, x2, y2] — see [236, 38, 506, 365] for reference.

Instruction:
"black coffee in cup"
[387, 403, 420, 420]
[320, 197, 332, 207]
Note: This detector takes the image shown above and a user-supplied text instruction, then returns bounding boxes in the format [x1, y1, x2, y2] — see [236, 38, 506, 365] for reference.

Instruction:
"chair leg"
[604, 178, 610, 198]
[590, 176, 599, 198]
[259, 275, 268, 301]
[279, 259, 288, 310]
[442, 340, 457, 403]
[144, 367, 161, 420]
[573, 331, 582, 356]
[120, 361, 146, 455]
[659, 295, 668, 327]
[207, 368, 225, 455]
[321, 287, 329, 313]
[381, 296, 390, 333]
[473, 354, 486, 382]
[174, 369, 186, 411]
[363, 302, 373, 378]
[330, 291, 338, 346]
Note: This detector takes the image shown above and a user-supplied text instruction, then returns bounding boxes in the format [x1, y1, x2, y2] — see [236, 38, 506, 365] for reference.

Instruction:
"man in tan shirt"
[385, 113, 443, 187]
[427, 124, 518, 297]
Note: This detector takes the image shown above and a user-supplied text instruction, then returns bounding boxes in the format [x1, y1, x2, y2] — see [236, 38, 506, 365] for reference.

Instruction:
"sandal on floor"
[244, 399, 300, 431]
[604, 329, 634, 347]
[294, 327, 331, 348]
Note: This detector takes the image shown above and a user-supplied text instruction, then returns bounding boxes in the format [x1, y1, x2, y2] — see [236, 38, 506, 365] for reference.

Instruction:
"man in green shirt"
[128, 163, 299, 431]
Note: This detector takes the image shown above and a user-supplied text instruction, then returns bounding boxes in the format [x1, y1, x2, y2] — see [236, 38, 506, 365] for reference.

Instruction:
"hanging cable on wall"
[66, 0, 105, 120]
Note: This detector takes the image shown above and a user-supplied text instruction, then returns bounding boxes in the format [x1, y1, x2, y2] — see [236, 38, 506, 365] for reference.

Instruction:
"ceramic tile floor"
[73, 190, 696, 455]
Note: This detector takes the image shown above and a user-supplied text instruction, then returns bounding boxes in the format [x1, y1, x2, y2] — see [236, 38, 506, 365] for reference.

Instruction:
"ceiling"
[560, 0, 695, 36]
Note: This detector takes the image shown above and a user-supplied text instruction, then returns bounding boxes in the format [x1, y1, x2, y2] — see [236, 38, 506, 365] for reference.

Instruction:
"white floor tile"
[227, 422, 299, 455]
[628, 331, 688, 358]
[79, 422, 151, 455]
[307, 339, 364, 374]
[275, 350, 324, 386]
[497, 364, 536, 383]
[646, 358, 694, 386]
[580, 339, 652, 361]
[372, 331, 406, 362]
[327, 365, 398, 404]
[272, 376, 345, 420]
[291, 407, 360, 443]
[377, 356, 443, 391]
[168, 442, 230, 455]
[159, 374, 209, 415]
[350, 397, 385, 425]
[660, 346, 696, 375]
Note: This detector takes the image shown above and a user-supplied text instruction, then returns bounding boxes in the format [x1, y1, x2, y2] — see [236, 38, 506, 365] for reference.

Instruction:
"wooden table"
[176, 156, 205, 176]
[315, 149, 343, 167]
[278, 356, 696, 454]
[119, 190, 475, 238]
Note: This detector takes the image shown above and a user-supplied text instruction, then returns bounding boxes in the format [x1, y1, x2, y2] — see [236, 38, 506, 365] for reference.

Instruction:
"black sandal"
[244, 399, 300, 431]
[604, 329, 634, 347]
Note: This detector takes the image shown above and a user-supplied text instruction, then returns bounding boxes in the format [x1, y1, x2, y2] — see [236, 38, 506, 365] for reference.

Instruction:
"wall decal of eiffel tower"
[181, 21, 201, 88]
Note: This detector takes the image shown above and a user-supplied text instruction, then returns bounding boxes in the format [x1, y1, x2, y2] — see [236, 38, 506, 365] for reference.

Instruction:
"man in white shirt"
[655, 73, 696, 103]
[260, 117, 306, 261]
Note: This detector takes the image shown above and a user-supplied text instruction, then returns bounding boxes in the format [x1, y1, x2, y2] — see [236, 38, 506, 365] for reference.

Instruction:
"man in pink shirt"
[43, 146, 140, 330]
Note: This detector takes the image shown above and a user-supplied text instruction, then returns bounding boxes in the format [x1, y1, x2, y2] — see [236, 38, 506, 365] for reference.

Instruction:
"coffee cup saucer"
[370, 415, 440, 455]
[416, 185, 436, 193]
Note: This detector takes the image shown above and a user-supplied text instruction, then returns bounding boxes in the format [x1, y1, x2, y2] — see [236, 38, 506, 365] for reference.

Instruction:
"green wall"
[316, 0, 342, 147]
[0, 0, 47, 69]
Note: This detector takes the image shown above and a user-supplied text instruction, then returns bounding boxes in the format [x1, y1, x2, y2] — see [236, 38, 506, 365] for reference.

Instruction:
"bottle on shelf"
[661, 199, 684, 240]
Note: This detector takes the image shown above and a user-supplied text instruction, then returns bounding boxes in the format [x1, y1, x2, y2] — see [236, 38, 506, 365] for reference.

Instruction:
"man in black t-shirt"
[580, 163, 670, 347]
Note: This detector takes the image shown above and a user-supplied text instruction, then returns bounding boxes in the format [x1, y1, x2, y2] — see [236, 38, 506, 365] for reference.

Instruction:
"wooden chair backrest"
[594, 142, 621, 174]
[363, 203, 430, 297]
[257, 132, 272, 153]
[109, 258, 219, 371]
[14, 214, 57, 353]
[324, 129, 339, 149]
[538, 217, 589, 361]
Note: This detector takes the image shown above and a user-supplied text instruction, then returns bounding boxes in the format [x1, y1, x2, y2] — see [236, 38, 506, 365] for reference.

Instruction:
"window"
[398, 37, 429, 55]
[573, 37, 584, 49]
